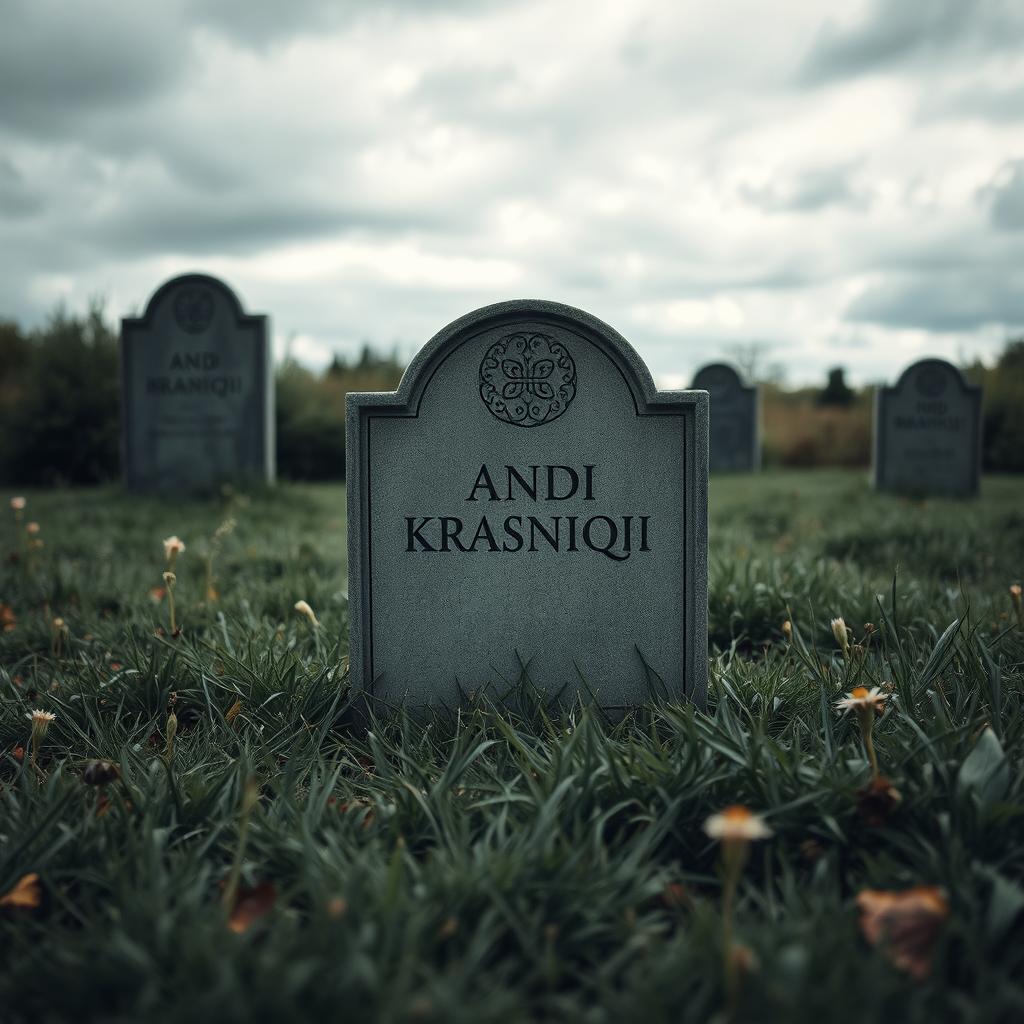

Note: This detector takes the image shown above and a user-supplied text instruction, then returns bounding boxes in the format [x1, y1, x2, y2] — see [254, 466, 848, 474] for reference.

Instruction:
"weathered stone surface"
[346, 300, 709, 711]
[873, 358, 981, 498]
[120, 274, 274, 493]
[691, 363, 759, 472]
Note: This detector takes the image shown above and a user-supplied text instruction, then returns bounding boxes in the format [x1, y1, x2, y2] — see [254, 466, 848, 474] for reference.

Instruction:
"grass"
[1, 470, 1022, 1023]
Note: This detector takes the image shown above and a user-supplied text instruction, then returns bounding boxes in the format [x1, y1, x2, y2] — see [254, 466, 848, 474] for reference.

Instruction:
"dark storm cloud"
[88, 193, 462, 257]
[740, 165, 868, 213]
[801, 0, 1024, 82]
[188, 0, 509, 49]
[987, 163, 1024, 231]
[846, 271, 1024, 332]
[0, 3, 187, 135]
[0, 158, 43, 218]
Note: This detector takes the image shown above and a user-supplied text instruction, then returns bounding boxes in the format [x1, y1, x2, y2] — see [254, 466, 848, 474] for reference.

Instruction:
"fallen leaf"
[857, 886, 949, 981]
[0, 873, 41, 909]
[228, 882, 277, 934]
[225, 699, 243, 725]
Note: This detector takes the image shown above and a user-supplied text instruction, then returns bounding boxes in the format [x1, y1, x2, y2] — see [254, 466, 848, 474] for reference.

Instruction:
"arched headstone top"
[120, 272, 274, 492]
[133, 273, 258, 330]
[873, 356, 982, 498]
[378, 299, 675, 421]
[691, 362, 747, 394]
[888, 357, 978, 399]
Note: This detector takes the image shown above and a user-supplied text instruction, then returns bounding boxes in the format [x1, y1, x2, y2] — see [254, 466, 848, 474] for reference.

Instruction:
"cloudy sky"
[2, 0, 1024, 386]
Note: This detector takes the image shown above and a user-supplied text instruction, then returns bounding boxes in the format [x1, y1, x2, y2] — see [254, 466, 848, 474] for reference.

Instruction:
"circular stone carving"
[914, 363, 949, 398]
[479, 332, 577, 427]
[173, 287, 215, 334]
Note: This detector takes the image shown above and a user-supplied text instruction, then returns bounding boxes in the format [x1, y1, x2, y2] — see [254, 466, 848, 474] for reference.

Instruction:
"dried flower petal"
[0, 873, 41, 909]
[857, 886, 949, 981]
[227, 882, 277, 933]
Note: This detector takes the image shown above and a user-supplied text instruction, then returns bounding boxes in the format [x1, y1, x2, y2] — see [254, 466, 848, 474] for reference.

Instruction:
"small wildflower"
[831, 617, 850, 657]
[704, 805, 773, 842]
[26, 710, 56, 775]
[837, 687, 888, 779]
[294, 600, 320, 627]
[10, 497, 26, 512]
[162, 536, 186, 563]
[836, 686, 887, 714]
[164, 711, 178, 762]
[327, 897, 348, 918]
[781, 620, 792, 640]
[704, 805, 772, 1013]
[26, 708, 56, 733]
[0, 873, 41, 910]
[25, 522, 39, 535]
[857, 886, 949, 981]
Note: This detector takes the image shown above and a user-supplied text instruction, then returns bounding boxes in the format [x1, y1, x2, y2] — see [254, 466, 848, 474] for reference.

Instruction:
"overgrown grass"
[1, 471, 1022, 1023]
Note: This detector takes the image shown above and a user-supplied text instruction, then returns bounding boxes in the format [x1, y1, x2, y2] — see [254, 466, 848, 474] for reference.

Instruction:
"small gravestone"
[691, 363, 759, 472]
[121, 274, 275, 492]
[873, 358, 981, 498]
[346, 300, 709, 710]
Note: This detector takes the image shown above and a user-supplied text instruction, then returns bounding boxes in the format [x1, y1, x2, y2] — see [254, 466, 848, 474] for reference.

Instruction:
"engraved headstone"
[346, 300, 709, 711]
[873, 358, 981, 497]
[120, 274, 275, 492]
[690, 362, 759, 472]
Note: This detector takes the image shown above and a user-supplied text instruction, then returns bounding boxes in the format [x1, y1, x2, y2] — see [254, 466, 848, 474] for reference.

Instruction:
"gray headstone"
[691, 362, 759, 472]
[346, 300, 709, 711]
[873, 358, 981, 498]
[120, 274, 275, 493]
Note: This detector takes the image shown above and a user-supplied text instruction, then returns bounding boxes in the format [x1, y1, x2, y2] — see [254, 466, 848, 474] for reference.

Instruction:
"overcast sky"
[2, 0, 1024, 386]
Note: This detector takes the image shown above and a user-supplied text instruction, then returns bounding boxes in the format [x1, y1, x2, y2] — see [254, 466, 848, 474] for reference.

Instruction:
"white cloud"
[1, 0, 1022, 384]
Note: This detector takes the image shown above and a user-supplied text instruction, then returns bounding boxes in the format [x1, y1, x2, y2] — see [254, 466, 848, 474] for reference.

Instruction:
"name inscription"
[147, 351, 243, 397]
[404, 463, 651, 561]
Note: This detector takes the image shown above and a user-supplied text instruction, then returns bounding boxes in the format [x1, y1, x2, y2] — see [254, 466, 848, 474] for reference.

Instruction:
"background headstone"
[873, 357, 981, 497]
[691, 362, 759, 472]
[347, 300, 709, 711]
[121, 274, 275, 493]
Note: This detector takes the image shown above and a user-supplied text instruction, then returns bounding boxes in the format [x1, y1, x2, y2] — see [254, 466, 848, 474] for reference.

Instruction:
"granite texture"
[120, 274, 275, 493]
[872, 357, 981, 498]
[691, 362, 760, 472]
[346, 300, 709, 712]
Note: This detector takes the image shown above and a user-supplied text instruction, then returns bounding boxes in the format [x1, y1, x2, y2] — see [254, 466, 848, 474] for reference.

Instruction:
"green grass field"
[1, 471, 1022, 1023]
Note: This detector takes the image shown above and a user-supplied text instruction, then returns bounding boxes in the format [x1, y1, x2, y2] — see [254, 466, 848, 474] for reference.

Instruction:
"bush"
[0, 303, 120, 486]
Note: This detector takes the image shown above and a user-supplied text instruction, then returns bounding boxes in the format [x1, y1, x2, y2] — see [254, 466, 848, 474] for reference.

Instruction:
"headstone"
[120, 273, 275, 492]
[346, 300, 709, 711]
[873, 358, 981, 498]
[690, 362, 759, 472]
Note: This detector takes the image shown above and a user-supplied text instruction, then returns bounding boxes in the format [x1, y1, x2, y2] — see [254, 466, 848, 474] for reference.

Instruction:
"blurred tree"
[818, 367, 854, 407]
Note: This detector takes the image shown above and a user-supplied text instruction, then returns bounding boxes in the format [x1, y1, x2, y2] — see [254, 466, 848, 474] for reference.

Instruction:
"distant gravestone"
[346, 300, 709, 710]
[121, 274, 274, 492]
[873, 358, 981, 498]
[691, 362, 759, 472]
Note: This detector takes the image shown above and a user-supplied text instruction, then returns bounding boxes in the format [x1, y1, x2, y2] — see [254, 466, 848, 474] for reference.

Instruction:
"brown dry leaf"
[0, 873, 41, 909]
[11, 744, 24, 762]
[857, 886, 950, 981]
[224, 699, 243, 725]
[228, 882, 277, 934]
[856, 776, 903, 827]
